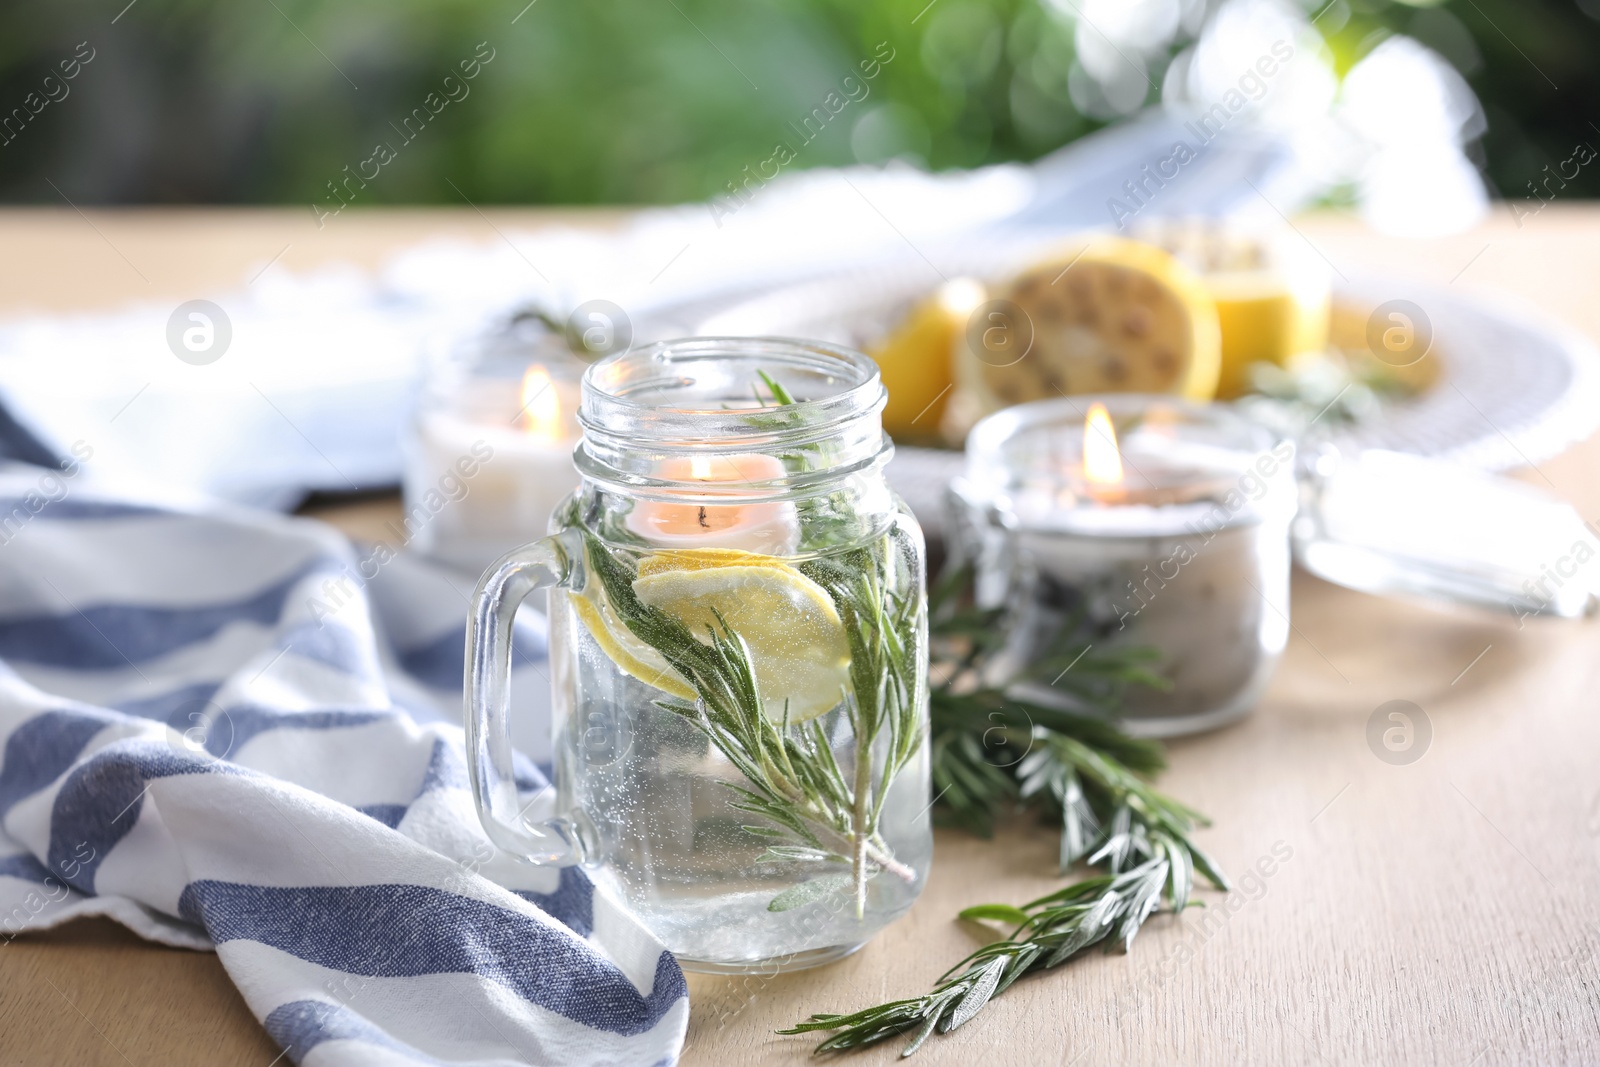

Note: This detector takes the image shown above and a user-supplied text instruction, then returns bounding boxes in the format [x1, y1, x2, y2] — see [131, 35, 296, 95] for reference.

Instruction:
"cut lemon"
[870, 278, 987, 443]
[1328, 298, 1439, 394]
[630, 548, 852, 723]
[1135, 219, 1332, 399]
[569, 589, 699, 702]
[956, 236, 1222, 411]
[635, 547, 783, 577]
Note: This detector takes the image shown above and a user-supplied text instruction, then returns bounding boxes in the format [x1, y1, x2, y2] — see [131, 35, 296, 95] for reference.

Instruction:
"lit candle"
[406, 360, 582, 574]
[955, 396, 1296, 736]
[519, 367, 563, 441]
[626, 452, 799, 556]
[1082, 402, 1126, 504]
[1070, 401, 1235, 510]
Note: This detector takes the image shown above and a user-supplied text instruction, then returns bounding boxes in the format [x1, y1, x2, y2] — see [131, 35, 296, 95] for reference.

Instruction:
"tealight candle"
[953, 395, 1296, 736]
[405, 327, 585, 574]
[625, 452, 799, 555]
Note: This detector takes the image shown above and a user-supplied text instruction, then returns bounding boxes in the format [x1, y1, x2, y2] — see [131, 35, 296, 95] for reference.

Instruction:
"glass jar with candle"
[466, 338, 931, 973]
[951, 395, 1295, 737]
[404, 314, 587, 574]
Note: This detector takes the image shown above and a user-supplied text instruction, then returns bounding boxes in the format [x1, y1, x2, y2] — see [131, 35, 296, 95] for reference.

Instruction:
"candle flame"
[1083, 402, 1124, 487]
[520, 366, 562, 441]
[688, 455, 715, 481]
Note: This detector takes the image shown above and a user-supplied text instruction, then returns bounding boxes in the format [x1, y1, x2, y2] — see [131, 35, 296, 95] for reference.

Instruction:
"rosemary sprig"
[783, 561, 1227, 1054]
[796, 532, 926, 916]
[781, 851, 1183, 1055]
[926, 564, 1216, 878]
[583, 527, 924, 914]
[744, 367, 845, 477]
[929, 688, 1220, 880]
[758, 368, 797, 406]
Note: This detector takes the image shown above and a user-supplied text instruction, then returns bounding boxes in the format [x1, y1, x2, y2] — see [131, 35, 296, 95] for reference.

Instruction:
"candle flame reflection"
[520, 366, 562, 441]
[1083, 402, 1124, 488]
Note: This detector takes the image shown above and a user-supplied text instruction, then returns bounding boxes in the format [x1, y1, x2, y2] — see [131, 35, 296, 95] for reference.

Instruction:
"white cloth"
[0, 464, 686, 1066]
[0, 115, 1314, 510]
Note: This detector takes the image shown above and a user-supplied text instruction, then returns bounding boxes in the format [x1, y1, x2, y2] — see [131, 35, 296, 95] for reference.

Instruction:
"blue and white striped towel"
[0, 462, 688, 1066]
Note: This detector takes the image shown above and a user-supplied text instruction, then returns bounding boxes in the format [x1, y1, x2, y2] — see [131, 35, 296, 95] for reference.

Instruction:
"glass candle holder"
[951, 395, 1295, 737]
[404, 316, 587, 574]
[466, 338, 931, 973]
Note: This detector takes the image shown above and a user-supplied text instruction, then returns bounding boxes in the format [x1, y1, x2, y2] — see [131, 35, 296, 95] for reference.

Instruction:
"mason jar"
[467, 338, 932, 973]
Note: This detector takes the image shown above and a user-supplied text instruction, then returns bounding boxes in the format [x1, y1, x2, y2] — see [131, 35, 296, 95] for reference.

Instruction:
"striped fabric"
[0, 464, 687, 1066]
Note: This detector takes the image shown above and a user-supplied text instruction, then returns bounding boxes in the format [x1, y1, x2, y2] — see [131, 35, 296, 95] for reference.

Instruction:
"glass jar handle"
[465, 529, 585, 865]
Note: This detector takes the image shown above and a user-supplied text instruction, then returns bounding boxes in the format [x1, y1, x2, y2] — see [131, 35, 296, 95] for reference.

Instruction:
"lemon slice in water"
[570, 592, 699, 702]
[634, 549, 852, 723]
[574, 547, 852, 722]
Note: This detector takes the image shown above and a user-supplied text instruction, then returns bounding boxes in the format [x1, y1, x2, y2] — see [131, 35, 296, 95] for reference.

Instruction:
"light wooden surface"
[2, 206, 1599, 1066]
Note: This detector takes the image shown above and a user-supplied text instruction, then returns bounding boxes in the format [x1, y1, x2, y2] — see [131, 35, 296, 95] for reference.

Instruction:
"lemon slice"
[1134, 219, 1332, 399]
[1328, 298, 1439, 394]
[569, 592, 699, 702]
[870, 278, 987, 443]
[957, 236, 1221, 410]
[635, 547, 780, 577]
[632, 549, 851, 723]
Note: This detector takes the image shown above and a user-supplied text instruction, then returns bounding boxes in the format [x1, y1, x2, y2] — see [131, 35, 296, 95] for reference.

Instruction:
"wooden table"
[2, 206, 1598, 1066]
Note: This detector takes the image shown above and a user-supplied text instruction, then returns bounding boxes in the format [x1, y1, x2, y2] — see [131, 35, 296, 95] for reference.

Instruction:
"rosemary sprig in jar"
[582, 526, 925, 916]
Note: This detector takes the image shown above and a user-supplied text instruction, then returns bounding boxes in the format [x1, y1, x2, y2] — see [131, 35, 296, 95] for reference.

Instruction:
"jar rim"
[580, 337, 884, 444]
[575, 338, 890, 495]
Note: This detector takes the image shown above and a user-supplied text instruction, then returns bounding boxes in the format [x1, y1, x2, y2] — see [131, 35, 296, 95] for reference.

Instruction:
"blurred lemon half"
[956, 236, 1222, 410]
[1136, 219, 1332, 400]
[574, 548, 851, 723]
[870, 278, 987, 443]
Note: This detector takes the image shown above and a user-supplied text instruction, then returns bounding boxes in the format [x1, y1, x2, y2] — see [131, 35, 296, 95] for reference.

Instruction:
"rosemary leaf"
[757, 368, 797, 405]
[768, 873, 853, 912]
[956, 903, 1030, 926]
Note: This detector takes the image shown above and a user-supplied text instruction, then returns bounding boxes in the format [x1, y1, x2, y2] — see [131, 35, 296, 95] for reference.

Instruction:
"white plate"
[662, 248, 1600, 473]
[647, 248, 1600, 538]
[1319, 277, 1600, 473]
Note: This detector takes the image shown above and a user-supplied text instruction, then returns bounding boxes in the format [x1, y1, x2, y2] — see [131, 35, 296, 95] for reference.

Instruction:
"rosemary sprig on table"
[932, 687, 1223, 885]
[583, 528, 924, 915]
[782, 564, 1226, 1055]
[783, 852, 1180, 1055]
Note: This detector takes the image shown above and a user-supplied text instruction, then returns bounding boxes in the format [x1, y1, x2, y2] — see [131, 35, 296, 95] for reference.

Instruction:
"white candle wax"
[406, 410, 578, 574]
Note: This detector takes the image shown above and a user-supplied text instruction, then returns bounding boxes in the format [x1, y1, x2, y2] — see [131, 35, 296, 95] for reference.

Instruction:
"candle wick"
[697, 506, 710, 529]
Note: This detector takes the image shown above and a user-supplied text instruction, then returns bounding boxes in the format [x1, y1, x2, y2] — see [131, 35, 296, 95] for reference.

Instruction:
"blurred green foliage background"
[1, 0, 1596, 206]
